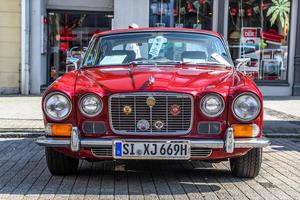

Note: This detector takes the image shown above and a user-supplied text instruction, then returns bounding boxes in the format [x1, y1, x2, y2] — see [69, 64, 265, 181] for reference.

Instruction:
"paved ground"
[0, 96, 43, 132]
[0, 137, 299, 200]
[263, 97, 300, 135]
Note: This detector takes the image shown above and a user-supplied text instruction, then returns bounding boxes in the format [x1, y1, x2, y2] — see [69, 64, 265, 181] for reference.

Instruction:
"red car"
[37, 28, 269, 178]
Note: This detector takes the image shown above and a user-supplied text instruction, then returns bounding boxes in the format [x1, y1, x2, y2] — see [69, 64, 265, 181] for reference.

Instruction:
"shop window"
[149, 0, 213, 30]
[228, 0, 291, 81]
[48, 11, 112, 83]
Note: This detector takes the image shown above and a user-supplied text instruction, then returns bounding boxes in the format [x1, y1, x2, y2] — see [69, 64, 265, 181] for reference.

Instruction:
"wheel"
[45, 147, 79, 176]
[230, 148, 262, 178]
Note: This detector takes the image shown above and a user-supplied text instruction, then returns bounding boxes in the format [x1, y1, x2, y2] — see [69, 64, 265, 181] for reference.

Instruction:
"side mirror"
[235, 58, 250, 70]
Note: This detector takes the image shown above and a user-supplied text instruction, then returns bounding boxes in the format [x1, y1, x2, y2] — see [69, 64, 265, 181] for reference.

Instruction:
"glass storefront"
[149, 0, 213, 30]
[228, 0, 291, 81]
[47, 11, 112, 82]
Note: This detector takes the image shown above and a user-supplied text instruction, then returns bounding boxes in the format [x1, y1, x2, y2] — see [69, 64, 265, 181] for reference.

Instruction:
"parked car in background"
[37, 28, 269, 178]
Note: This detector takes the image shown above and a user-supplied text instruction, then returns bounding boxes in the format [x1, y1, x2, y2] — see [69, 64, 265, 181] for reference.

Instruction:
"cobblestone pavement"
[0, 138, 300, 200]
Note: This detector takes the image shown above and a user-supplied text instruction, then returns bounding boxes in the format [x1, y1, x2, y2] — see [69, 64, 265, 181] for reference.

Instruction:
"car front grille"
[109, 92, 193, 135]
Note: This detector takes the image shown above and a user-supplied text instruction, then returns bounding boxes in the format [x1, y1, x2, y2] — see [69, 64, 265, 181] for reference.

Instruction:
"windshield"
[82, 32, 233, 67]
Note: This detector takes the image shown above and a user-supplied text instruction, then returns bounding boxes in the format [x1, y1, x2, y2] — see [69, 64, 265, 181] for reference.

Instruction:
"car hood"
[77, 65, 234, 94]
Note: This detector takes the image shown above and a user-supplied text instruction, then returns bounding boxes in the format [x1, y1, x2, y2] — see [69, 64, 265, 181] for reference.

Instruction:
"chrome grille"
[190, 148, 212, 157]
[91, 146, 112, 157]
[109, 92, 193, 135]
[91, 147, 212, 158]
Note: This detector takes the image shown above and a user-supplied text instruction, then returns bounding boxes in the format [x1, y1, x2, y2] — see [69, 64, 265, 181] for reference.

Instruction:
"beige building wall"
[0, 0, 21, 94]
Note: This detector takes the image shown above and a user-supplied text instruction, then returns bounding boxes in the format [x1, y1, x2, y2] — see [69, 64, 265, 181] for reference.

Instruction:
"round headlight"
[79, 94, 103, 117]
[232, 93, 261, 122]
[44, 92, 72, 120]
[200, 94, 225, 117]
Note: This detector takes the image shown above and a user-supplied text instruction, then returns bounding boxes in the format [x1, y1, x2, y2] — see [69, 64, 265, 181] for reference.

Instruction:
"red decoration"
[261, 2, 270, 11]
[199, 0, 206, 4]
[230, 7, 238, 16]
[170, 104, 181, 116]
[261, 29, 284, 43]
[185, 2, 196, 13]
[59, 42, 69, 52]
[43, 17, 49, 25]
[246, 8, 253, 17]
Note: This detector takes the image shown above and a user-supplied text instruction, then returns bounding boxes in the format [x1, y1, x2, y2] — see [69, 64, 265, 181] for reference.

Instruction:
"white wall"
[47, 0, 113, 11]
[113, 0, 149, 29]
[29, 0, 47, 94]
[0, 0, 21, 94]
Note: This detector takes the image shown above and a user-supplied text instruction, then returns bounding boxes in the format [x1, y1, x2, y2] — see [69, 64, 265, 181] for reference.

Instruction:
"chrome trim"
[43, 92, 72, 121]
[200, 93, 225, 118]
[224, 127, 234, 153]
[235, 138, 270, 148]
[91, 146, 112, 157]
[232, 92, 261, 122]
[191, 148, 212, 158]
[91, 146, 213, 158]
[108, 92, 194, 135]
[70, 127, 80, 152]
[78, 94, 103, 117]
[36, 137, 269, 149]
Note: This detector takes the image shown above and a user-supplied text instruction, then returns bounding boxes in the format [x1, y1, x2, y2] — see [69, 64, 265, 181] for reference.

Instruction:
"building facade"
[0, 0, 21, 94]
[1, 0, 300, 96]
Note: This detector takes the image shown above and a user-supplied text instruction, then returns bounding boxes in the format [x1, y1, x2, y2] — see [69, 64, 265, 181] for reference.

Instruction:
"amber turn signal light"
[46, 123, 72, 137]
[232, 124, 259, 137]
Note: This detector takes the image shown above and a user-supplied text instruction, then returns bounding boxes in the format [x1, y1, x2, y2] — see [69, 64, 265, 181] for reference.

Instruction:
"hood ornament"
[148, 76, 155, 85]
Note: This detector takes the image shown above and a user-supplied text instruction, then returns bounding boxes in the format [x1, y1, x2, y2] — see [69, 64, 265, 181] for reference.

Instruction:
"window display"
[149, 0, 213, 30]
[228, 0, 290, 81]
[48, 11, 112, 83]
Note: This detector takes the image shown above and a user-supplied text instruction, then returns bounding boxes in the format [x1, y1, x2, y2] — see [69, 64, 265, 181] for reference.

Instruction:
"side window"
[83, 38, 99, 66]
[112, 44, 124, 51]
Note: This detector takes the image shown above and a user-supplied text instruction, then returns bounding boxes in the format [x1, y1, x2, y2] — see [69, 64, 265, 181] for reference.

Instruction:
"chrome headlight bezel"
[43, 92, 72, 121]
[200, 93, 225, 118]
[79, 94, 103, 117]
[232, 92, 261, 122]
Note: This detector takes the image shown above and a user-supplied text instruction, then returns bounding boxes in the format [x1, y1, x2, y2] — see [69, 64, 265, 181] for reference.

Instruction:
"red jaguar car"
[36, 28, 269, 178]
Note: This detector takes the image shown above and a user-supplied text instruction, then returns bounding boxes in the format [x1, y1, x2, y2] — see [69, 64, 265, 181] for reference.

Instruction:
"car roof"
[93, 27, 223, 39]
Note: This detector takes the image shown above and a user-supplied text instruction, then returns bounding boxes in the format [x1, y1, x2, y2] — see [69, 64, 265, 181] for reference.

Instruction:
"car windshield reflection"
[82, 32, 233, 67]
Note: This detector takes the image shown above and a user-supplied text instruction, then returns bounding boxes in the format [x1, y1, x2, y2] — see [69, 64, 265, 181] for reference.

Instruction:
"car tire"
[230, 148, 262, 178]
[45, 147, 79, 176]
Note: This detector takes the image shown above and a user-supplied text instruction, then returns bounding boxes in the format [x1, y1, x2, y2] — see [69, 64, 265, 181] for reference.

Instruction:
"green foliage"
[266, 0, 290, 27]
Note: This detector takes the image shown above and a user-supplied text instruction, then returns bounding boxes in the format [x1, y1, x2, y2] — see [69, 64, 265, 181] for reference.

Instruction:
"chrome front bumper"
[36, 136, 270, 152]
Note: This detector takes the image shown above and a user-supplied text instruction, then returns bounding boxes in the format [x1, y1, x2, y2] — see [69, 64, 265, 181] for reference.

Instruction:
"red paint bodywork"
[43, 28, 263, 160]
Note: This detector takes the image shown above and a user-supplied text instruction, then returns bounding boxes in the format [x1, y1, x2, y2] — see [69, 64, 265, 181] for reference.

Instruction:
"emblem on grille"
[122, 105, 132, 115]
[170, 104, 181, 116]
[153, 120, 164, 130]
[137, 119, 150, 131]
[146, 96, 156, 107]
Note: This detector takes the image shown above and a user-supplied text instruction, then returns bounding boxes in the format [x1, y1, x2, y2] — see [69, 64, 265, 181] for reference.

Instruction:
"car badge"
[170, 104, 181, 116]
[122, 105, 132, 115]
[146, 96, 156, 107]
[137, 119, 150, 131]
[148, 76, 155, 85]
[153, 120, 164, 130]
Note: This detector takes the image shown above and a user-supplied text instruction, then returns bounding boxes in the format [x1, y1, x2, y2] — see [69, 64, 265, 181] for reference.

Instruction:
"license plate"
[113, 140, 191, 160]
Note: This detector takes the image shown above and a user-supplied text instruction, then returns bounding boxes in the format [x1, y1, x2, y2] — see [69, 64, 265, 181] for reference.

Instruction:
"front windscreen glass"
[82, 32, 233, 67]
